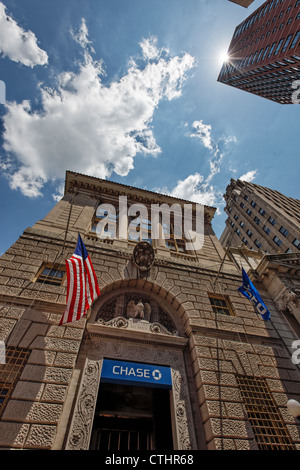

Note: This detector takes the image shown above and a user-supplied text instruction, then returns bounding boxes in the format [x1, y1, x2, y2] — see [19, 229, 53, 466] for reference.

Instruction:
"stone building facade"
[220, 179, 300, 255]
[0, 171, 299, 450]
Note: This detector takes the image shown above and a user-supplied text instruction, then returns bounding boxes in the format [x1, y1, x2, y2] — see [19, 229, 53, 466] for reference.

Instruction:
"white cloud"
[190, 120, 213, 150]
[159, 172, 223, 209]
[0, 2, 48, 67]
[70, 17, 95, 54]
[189, 120, 237, 184]
[239, 170, 257, 182]
[1, 28, 195, 197]
[139, 36, 168, 61]
[169, 121, 237, 211]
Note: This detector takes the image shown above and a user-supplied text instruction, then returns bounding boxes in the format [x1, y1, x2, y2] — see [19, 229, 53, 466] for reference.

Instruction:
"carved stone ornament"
[133, 241, 155, 271]
[95, 294, 179, 336]
[276, 290, 300, 316]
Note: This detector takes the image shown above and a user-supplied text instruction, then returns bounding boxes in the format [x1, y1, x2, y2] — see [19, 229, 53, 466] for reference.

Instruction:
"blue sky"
[0, 0, 299, 254]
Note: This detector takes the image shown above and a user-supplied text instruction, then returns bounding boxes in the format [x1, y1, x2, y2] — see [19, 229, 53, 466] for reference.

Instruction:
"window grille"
[236, 375, 295, 450]
[209, 295, 233, 316]
[36, 264, 66, 286]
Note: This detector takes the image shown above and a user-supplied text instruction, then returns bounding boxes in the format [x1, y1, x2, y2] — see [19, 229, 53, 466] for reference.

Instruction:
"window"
[268, 216, 276, 225]
[254, 239, 262, 248]
[279, 226, 289, 237]
[162, 217, 188, 253]
[0, 347, 30, 418]
[274, 38, 284, 55]
[90, 206, 118, 239]
[36, 264, 66, 286]
[293, 238, 300, 249]
[290, 31, 300, 49]
[250, 200, 257, 208]
[263, 225, 271, 235]
[240, 202, 245, 209]
[209, 295, 233, 316]
[268, 42, 276, 57]
[244, 195, 249, 201]
[236, 376, 295, 450]
[273, 235, 282, 246]
[129, 216, 152, 245]
[246, 229, 253, 238]
[282, 34, 293, 52]
[246, 208, 252, 216]
[254, 216, 261, 225]
[258, 208, 266, 216]
[242, 237, 248, 245]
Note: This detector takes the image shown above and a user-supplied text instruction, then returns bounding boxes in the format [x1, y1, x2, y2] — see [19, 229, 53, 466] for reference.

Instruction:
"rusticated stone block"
[204, 417, 250, 441]
[2, 400, 62, 424]
[21, 364, 73, 384]
[30, 336, 81, 353]
[25, 424, 57, 449]
[19, 322, 49, 349]
[0, 422, 30, 447]
[7, 319, 31, 347]
[0, 318, 16, 341]
[12, 381, 44, 401]
[28, 349, 56, 365]
[42, 384, 68, 403]
[54, 352, 77, 367]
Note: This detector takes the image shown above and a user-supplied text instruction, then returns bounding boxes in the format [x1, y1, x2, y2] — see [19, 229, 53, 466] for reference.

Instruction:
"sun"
[218, 50, 229, 66]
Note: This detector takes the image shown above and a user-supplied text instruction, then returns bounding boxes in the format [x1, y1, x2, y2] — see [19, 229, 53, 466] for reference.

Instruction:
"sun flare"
[218, 50, 229, 65]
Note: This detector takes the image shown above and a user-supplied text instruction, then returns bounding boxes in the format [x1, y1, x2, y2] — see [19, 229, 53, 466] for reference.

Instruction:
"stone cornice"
[86, 322, 188, 349]
[64, 170, 216, 223]
[253, 252, 300, 278]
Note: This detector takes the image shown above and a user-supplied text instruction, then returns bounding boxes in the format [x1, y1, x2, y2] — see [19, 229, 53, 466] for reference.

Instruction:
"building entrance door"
[89, 383, 173, 451]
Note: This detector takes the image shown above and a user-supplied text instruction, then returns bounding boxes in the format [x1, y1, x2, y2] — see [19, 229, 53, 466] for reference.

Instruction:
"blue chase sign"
[101, 359, 172, 389]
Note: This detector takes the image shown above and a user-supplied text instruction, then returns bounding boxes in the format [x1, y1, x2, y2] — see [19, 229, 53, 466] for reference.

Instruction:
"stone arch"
[89, 278, 188, 337]
[65, 279, 201, 450]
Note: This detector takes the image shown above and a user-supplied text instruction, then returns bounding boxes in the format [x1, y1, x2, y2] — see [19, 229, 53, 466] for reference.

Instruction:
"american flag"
[60, 234, 100, 325]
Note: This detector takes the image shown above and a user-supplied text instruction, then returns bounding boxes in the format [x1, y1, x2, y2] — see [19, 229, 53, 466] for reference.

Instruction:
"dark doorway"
[89, 383, 173, 451]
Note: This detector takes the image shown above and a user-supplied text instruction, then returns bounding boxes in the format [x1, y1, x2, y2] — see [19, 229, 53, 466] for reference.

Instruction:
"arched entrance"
[65, 280, 198, 450]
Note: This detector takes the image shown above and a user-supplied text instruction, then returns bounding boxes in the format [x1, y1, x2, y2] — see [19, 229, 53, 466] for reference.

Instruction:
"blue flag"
[238, 268, 270, 321]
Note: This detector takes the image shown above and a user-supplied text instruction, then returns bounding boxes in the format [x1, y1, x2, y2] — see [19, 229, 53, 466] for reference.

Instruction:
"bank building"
[0, 170, 300, 451]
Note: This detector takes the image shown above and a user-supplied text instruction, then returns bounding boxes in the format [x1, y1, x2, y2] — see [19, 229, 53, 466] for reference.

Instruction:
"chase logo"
[152, 369, 162, 381]
[101, 359, 172, 389]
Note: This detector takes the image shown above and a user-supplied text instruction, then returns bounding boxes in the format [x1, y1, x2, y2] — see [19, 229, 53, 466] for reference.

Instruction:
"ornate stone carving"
[133, 241, 155, 271]
[95, 293, 179, 336]
[66, 358, 102, 450]
[126, 299, 151, 319]
[276, 290, 300, 317]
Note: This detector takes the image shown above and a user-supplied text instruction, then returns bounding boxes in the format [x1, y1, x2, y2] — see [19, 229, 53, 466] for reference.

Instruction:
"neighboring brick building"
[219, 0, 300, 104]
[0, 171, 299, 450]
[220, 178, 300, 255]
[228, 0, 255, 7]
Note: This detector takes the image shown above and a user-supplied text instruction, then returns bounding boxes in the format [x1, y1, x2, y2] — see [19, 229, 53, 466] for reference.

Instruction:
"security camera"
[287, 399, 300, 421]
